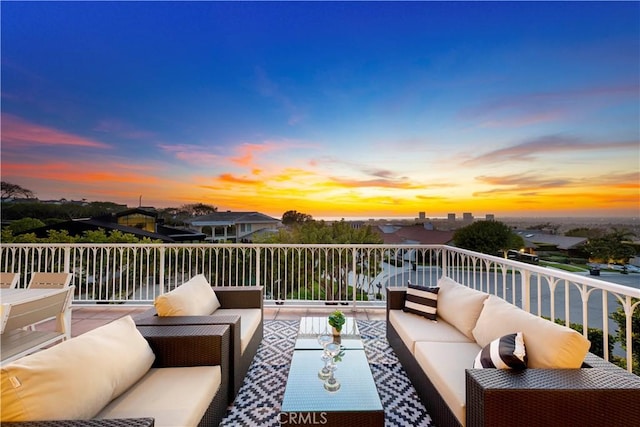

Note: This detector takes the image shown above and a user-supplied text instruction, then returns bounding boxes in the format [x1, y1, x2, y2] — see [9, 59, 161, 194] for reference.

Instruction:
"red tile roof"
[375, 224, 454, 245]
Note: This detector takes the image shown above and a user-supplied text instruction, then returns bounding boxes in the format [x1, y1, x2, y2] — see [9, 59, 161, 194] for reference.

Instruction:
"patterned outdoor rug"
[220, 320, 432, 426]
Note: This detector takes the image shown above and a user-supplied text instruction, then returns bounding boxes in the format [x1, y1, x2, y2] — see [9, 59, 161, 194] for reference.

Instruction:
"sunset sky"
[2, 1, 639, 220]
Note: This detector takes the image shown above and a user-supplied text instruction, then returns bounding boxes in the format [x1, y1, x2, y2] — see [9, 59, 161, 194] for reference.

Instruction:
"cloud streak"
[459, 84, 639, 129]
[1, 114, 111, 149]
[255, 67, 306, 126]
[464, 135, 638, 166]
[472, 171, 639, 197]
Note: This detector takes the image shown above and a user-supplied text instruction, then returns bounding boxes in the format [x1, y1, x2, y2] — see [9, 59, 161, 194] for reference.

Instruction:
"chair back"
[27, 272, 73, 289]
[2, 287, 74, 332]
[0, 272, 20, 289]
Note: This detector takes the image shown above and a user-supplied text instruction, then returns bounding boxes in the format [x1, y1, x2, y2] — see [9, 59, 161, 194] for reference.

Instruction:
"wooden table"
[1, 287, 74, 365]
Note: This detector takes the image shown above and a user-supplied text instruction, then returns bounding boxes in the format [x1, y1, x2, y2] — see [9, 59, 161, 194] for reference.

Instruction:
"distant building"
[462, 212, 474, 223]
[186, 211, 280, 242]
[22, 208, 206, 242]
[485, 214, 495, 221]
[447, 213, 456, 222]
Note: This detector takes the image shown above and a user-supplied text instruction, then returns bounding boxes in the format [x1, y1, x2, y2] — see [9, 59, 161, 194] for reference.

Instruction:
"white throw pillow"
[472, 296, 591, 369]
[1, 315, 155, 421]
[154, 274, 221, 316]
[436, 276, 489, 339]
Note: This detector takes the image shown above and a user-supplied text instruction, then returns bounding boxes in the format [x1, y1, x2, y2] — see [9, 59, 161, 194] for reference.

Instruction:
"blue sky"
[2, 1, 639, 219]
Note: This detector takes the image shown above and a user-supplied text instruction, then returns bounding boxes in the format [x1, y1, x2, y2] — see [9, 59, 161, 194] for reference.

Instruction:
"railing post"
[63, 245, 71, 273]
[158, 246, 165, 295]
[602, 290, 609, 362]
[255, 246, 261, 288]
[521, 270, 531, 313]
[625, 295, 633, 372]
[441, 246, 448, 279]
[352, 246, 357, 309]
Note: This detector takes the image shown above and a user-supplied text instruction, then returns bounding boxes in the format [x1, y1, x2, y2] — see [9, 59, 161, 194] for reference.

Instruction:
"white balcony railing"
[1, 243, 638, 372]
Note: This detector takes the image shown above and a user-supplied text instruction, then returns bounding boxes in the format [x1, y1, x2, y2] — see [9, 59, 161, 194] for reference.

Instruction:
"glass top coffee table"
[280, 317, 384, 426]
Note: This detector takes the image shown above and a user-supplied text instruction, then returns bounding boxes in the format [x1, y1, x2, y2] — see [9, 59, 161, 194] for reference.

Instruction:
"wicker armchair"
[3, 323, 231, 427]
[387, 287, 640, 427]
[135, 285, 263, 402]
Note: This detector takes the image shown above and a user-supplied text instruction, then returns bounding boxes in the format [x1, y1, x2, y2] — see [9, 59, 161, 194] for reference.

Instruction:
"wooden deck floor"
[36, 305, 387, 338]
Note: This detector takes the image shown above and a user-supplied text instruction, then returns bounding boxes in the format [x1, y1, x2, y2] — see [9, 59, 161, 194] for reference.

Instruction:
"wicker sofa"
[387, 276, 640, 427]
[135, 275, 263, 402]
[1, 316, 231, 427]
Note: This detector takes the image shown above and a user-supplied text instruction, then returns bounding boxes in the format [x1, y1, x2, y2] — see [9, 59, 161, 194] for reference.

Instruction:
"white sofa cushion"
[436, 277, 489, 340]
[215, 308, 262, 354]
[1, 315, 155, 421]
[155, 274, 221, 316]
[472, 296, 591, 368]
[97, 366, 221, 427]
[389, 310, 473, 354]
[415, 341, 481, 426]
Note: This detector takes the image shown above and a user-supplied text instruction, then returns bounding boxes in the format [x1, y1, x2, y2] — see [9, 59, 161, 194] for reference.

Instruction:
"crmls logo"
[279, 412, 328, 425]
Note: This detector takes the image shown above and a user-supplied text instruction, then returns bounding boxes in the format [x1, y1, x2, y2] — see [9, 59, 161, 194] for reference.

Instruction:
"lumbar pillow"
[472, 296, 590, 368]
[403, 283, 439, 321]
[436, 276, 489, 340]
[1, 315, 155, 421]
[473, 332, 527, 369]
[154, 274, 220, 316]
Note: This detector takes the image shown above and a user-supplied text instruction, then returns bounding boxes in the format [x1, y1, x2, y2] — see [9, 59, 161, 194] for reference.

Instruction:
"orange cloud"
[229, 140, 312, 167]
[217, 173, 261, 185]
[329, 177, 424, 190]
[2, 161, 159, 185]
[1, 113, 110, 148]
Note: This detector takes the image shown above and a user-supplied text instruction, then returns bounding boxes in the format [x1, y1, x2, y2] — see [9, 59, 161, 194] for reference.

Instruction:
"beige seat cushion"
[389, 310, 473, 354]
[1, 316, 154, 421]
[415, 341, 481, 427]
[436, 277, 489, 340]
[97, 366, 221, 427]
[154, 274, 221, 316]
[215, 308, 262, 354]
[472, 296, 591, 368]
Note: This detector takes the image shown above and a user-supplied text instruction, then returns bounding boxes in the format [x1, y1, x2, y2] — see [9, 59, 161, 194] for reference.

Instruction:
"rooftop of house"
[187, 211, 280, 226]
[375, 223, 455, 245]
[515, 230, 588, 250]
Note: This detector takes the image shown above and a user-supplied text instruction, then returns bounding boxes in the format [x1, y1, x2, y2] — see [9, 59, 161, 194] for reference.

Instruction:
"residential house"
[186, 211, 280, 242]
[514, 230, 587, 258]
[22, 208, 206, 243]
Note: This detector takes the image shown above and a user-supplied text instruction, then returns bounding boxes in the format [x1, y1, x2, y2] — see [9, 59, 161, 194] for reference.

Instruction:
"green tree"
[254, 220, 382, 301]
[1, 201, 127, 222]
[7, 217, 45, 234]
[0, 227, 157, 244]
[453, 221, 521, 255]
[566, 227, 605, 239]
[1, 181, 35, 200]
[281, 210, 313, 225]
[182, 203, 218, 217]
[583, 228, 636, 264]
[610, 300, 640, 375]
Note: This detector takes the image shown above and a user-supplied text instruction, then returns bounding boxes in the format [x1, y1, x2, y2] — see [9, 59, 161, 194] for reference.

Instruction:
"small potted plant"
[328, 310, 346, 336]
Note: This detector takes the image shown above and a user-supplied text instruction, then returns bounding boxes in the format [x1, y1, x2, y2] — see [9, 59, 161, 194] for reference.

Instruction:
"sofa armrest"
[137, 324, 231, 370]
[386, 287, 407, 314]
[212, 286, 263, 309]
[466, 368, 640, 427]
[2, 418, 155, 427]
